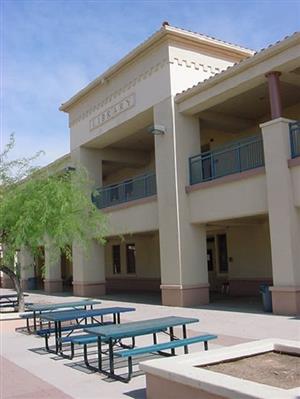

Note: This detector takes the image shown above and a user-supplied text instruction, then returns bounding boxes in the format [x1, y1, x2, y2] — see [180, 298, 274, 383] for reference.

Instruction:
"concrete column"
[71, 146, 106, 297]
[72, 241, 106, 297]
[1, 273, 15, 289]
[1, 246, 15, 289]
[265, 71, 282, 119]
[154, 97, 209, 307]
[44, 238, 63, 293]
[260, 117, 300, 315]
[19, 247, 35, 290]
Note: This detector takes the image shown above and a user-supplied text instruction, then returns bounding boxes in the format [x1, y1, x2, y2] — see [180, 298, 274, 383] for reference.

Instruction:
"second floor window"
[126, 243, 136, 274]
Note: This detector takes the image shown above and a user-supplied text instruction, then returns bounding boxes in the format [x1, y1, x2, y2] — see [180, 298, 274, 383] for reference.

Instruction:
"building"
[17, 24, 300, 315]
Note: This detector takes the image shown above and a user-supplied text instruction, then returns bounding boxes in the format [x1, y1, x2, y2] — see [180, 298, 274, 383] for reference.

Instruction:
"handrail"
[189, 135, 264, 185]
[92, 172, 156, 209]
[290, 121, 300, 159]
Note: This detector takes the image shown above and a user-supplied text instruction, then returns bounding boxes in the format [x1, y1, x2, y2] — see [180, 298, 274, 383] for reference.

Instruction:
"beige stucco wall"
[69, 43, 171, 150]
[105, 233, 160, 279]
[105, 198, 159, 236]
[227, 222, 272, 279]
[168, 42, 237, 96]
[199, 127, 259, 151]
[189, 172, 268, 224]
[103, 153, 155, 186]
[68, 37, 248, 151]
[291, 164, 300, 207]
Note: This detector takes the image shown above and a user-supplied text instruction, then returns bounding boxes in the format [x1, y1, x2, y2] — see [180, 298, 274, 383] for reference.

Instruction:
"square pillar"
[71, 147, 106, 297]
[261, 117, 300, 315]
[72, 241, 106, 297]
[154, 97, 209, 307]
[44, 238, 63, 293]
[19, 247, 35, 290]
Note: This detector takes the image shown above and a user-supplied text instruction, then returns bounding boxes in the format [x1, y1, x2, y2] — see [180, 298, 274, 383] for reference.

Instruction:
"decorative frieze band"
[171, 57, 224, 75]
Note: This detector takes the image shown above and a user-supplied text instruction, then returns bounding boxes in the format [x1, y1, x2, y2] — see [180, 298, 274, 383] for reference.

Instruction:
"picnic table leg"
[58, 321, 62, 352]
[204, 341, 208, 351]
[33, 311, 37, 332]
[54, 321, 59, 353]
[117, 313, 120, 324]
[182, 325, 188, 354]
[97, 337, 102, 371]
[26, 318, 31, 333]
[153, 333, 157, 344]
[39, 311, 43, 330]
[169, 327, 175, 355]
[113, 314, 116, 324]
[109, 338, 114, 375]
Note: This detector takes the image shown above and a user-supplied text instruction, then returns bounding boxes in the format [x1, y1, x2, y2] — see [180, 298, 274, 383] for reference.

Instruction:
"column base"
[1, 276, 15, 289]
[73, 281, 106, 297]
[44, 279, 63, 293]
[270, 286, 300, 315]
[161, 284, 209, 307]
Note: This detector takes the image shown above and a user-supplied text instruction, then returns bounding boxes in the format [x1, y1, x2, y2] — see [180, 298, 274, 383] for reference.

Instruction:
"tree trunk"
[0, 265, 25, 312]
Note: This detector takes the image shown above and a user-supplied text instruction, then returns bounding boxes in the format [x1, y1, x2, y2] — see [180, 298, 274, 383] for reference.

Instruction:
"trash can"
[27, 277, 37, 290]
[259, 284, 272, 312]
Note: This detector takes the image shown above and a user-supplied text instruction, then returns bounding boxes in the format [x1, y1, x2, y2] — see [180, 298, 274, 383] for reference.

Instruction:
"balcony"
[290, 121, 300, 158]
[189, 135, 264, 185]
[92, 172, 157, 209]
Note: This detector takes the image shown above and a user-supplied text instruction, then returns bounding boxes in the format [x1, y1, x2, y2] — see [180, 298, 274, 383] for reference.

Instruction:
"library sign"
[89, 93, 136, 131]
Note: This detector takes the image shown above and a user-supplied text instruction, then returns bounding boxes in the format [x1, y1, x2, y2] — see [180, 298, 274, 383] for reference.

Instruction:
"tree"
[0, 134, 107, 311]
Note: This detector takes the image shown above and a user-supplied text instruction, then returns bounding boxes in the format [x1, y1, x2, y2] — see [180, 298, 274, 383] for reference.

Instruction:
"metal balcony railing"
[189, 135, 264, 185]
[92, 172, 157, 209]
[290, 121, 300, 159]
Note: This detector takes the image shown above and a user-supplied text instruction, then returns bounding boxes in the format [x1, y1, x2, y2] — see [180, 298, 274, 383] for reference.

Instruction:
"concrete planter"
[140, 339, 300, 399]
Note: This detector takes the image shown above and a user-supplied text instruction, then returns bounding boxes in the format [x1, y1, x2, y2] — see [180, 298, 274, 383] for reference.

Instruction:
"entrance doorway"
[207, 234, 229, 292]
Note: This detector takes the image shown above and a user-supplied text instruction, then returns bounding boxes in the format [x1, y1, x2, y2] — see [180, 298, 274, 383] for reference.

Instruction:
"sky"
[1, 0, 300, 166]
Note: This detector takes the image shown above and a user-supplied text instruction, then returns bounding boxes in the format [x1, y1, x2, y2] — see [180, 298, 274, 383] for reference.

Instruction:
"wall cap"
[259, 117, 295, 129]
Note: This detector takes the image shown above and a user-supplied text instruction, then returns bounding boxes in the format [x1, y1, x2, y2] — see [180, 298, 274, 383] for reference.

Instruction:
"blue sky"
[2, 0, 300, 166]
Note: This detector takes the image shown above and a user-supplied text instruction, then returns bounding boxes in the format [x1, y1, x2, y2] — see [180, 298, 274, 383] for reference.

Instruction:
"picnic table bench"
[84, 316, 217, 382]
[20, 299, 102, 332]
[39, 306, 136, 355]
[0, 293, 29, 310]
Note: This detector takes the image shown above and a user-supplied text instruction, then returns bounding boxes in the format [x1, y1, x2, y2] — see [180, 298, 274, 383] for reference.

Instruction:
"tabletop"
[26, 299, 102, 312]
[40, 306, 136, 322]
[84, 316, 199, 339]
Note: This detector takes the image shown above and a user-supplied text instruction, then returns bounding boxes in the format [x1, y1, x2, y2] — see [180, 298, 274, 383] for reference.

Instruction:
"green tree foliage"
[0, 134, 106, 310]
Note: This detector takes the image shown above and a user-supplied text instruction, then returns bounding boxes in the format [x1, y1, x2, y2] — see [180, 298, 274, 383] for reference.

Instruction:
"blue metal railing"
[92, 172, 157, 209]
[290, 121, 300, 158]
[189, 135, 264, 185]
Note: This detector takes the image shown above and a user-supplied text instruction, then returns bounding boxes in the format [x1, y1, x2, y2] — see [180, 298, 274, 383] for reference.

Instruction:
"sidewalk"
[1, 290, 299, 399]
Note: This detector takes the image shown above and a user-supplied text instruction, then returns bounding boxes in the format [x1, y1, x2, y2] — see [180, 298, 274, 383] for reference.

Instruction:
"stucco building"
[16, 24, 300, 315]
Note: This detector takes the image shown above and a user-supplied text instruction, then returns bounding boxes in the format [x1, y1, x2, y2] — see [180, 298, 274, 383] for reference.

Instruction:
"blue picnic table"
[40, 306, 136, 354]
[23, 299, 102, 332]
[84, 316, 200, 381]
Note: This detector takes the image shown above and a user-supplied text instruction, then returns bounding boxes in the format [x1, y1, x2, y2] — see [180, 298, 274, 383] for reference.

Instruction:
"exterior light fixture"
[148, 125, 166, 135]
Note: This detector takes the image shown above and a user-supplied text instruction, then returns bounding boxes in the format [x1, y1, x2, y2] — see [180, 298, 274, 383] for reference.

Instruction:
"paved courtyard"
[1, 289, 299, 399]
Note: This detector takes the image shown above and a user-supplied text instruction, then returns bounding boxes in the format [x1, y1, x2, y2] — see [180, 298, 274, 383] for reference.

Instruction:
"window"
[217, 234, 228, 273]
[112, 245, 121, 274]
[207, 249, 213, 271]
[126, 244, 136, 274]
[206, 237, 214, 272]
